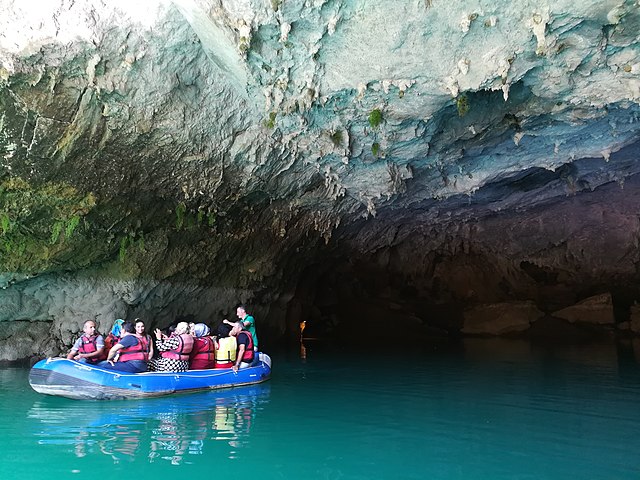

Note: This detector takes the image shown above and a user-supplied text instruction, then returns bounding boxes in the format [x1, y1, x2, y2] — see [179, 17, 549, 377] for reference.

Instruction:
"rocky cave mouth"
[0, 0, 639, 360]
[288, 141, 640, 342]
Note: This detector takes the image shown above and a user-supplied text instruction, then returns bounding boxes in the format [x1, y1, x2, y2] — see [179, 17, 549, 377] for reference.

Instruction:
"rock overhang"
[0, 0, 639, 353]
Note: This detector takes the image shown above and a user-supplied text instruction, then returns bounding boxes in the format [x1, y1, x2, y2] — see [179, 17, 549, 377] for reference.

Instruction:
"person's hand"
[232, 365, 238, 373]
[154, 328, 163, 340]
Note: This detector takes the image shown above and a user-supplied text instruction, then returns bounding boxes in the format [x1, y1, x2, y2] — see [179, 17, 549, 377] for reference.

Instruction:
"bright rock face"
[0, 0, 639, 358]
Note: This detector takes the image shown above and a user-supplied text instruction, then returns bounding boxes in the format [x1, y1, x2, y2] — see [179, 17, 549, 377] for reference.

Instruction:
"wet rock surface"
[462, 301, 544, 335]
[552, 293, 616, 325]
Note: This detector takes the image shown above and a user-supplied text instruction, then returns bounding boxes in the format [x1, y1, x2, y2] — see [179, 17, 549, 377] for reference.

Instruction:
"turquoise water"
[1, 339, 640, 479]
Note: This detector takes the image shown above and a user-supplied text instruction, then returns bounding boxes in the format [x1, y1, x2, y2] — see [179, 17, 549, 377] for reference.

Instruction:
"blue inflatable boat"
[29, 353, 272, 400]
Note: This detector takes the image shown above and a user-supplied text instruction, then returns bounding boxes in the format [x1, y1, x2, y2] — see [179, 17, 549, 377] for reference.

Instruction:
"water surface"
[1, 339, 639, 479]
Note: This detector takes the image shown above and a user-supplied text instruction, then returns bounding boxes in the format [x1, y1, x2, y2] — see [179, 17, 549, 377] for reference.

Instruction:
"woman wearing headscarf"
[189, 323, 215, 370]
[148, 321, 193, 372]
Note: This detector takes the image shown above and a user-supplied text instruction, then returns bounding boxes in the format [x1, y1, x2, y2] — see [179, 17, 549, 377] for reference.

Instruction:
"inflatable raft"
[29, 353, 272, 400]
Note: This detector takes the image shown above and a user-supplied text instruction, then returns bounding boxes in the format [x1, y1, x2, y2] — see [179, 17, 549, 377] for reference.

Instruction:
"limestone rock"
[552, 293, 615, 325]
[0, 0, 639, 359]
[0, 320, 56, 361]
[462, 301, 543, 335]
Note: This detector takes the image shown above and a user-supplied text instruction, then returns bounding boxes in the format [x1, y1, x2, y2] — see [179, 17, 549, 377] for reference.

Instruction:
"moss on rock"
[0, 176, 97, 271]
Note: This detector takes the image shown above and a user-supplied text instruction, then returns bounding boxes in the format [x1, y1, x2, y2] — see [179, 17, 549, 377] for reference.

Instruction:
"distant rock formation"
[463, 301, 544, 335]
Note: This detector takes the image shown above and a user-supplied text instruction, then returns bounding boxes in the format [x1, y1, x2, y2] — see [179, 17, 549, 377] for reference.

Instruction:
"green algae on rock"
[0, 177, 96, 271]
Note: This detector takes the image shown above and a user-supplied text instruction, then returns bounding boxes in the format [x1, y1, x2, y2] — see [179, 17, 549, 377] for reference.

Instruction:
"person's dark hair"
[122, 322, 135, 334]
[217, 323, 232, 338]
[236, 304, 248, 311]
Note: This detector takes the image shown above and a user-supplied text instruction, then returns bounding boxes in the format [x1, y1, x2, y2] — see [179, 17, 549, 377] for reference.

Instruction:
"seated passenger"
[230, 321, 255, 372]
[97, 321, 148, 373]
[148, 321, 193, 372]
[189, 323, 215, 370]
[134, 318, 154, 360]
[103, 318, 124, 354]
[67, 320, 105, 364]
[214, 323, 237, 369]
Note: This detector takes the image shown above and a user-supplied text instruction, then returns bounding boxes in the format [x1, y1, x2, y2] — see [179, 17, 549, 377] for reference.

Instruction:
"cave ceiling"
[0, 0, 639, 312]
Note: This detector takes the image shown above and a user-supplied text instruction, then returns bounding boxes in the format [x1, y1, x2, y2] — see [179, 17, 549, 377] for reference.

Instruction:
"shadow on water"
[26, 383, 271, 466]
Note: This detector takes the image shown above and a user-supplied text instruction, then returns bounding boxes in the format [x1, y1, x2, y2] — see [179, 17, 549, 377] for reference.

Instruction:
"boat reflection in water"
[28, 383, 271, 465]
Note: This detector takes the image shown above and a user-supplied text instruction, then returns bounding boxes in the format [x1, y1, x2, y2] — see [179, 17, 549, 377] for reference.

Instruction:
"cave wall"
[294, 172, 640, 339]
[0, 0, 639, 358]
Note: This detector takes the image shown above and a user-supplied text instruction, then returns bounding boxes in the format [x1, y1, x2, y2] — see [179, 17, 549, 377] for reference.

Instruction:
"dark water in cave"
[1, 338, 640, 480]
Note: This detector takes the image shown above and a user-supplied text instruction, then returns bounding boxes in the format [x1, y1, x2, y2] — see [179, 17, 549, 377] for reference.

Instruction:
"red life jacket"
[189, 336, 215, 370]
[118, 336, 149, 362]
[78, 334, 106, 362]
[136, 334, 151, 356]
[238, 331, 255, 363]
[161, 334, 194, 361]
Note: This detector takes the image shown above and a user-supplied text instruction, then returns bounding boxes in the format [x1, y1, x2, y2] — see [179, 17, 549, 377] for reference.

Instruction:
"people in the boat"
[103, 318, 124, 354]
[148, 321, 193, 372]
[214, 323, 237, 369]
[189, 323, 215, 370]
[98, 321, 149, 373]
[235, 305, 258, 351]
[67, 320, 105, 364]
[230, 321, 255, 372]
[134, 318, 154, 360]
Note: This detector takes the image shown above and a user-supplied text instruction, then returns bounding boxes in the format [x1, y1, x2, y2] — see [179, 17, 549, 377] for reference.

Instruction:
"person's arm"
[148, 335, 154, 358]
[77, 336, 105, 361]
[106, 344, 124, 364]
[67, 338, 82, 360]
[154, 332, 179, 352]
[233, 344, 246, 372]
[78, 345, 105, 361]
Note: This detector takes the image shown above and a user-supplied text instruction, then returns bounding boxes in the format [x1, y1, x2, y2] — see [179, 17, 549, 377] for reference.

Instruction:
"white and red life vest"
[161, 333, 194, 361]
